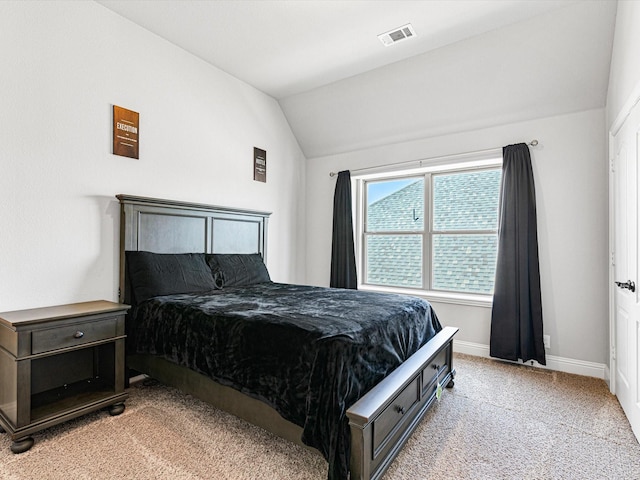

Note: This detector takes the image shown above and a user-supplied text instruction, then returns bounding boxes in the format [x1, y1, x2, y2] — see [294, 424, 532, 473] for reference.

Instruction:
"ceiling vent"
[378, 24, 416, 47]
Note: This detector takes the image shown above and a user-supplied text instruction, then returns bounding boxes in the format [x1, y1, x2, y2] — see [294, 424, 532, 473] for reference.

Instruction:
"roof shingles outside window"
[367, 180, 424, 232]
[365, 170, 501, 294]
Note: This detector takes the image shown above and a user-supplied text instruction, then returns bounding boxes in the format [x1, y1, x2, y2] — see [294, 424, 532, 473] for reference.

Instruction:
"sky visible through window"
[367, 179, 416, 205]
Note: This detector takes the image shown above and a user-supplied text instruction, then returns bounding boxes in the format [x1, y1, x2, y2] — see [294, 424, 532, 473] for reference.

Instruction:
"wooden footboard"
[347, 326, 458, 480]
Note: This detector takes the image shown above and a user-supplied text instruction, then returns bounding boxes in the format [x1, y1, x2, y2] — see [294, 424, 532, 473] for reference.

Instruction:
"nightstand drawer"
[32, 317, 118, 354]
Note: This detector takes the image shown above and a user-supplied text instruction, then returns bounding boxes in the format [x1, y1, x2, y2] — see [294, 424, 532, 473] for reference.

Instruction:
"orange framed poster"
[113, 105, 139, 159]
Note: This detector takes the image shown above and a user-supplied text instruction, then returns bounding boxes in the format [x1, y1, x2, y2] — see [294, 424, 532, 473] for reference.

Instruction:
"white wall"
[305, 109, 608, 367]
[0, 1, 306, 311]
[607, 0, 640, 126]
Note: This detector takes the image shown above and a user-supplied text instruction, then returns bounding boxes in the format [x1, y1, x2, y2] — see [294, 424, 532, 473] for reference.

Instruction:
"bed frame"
[117, 194, 457, 480]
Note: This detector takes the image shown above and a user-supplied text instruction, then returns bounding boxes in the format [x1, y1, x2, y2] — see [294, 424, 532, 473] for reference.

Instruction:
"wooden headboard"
[117, 194, 271, 304]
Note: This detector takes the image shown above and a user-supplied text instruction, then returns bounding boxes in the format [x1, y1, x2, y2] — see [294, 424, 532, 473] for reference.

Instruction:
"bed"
[118, 194, 457, 480]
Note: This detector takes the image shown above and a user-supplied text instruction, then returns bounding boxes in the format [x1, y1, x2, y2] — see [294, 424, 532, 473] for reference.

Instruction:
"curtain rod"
[329, 139, 539, 177]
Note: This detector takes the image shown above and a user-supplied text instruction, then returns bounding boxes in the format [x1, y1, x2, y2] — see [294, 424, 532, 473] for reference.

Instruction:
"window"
[360, 162, 501, 296]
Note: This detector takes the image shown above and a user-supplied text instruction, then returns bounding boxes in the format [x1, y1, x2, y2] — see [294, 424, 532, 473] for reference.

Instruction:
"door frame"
[608, 129, 615, 394]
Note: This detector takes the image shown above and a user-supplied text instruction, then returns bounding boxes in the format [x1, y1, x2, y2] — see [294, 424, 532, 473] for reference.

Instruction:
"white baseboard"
[453, 340, 607, 379]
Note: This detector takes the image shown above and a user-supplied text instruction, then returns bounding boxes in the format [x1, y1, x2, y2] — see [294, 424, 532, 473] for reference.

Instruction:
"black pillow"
[126, 251, 218, 303]
[207, 253, 271, 287]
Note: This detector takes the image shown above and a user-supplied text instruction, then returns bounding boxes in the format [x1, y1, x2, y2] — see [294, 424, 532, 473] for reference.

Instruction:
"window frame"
[354, 155, 502, 306]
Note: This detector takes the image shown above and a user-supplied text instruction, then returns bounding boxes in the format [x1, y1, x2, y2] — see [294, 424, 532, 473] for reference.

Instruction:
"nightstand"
[0, 300, 129, 453]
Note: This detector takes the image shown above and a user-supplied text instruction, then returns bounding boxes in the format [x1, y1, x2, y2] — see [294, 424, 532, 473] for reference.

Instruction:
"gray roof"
[367, 180, 424, 232]
[366, 235, 422, 288]
[365, 170, 501, 294]
[432, 234, 498, 293]
[433, 170, 501, 231]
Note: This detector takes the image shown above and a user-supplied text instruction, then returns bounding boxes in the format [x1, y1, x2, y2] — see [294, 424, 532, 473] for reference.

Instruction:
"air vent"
[378, 24, 416, 47]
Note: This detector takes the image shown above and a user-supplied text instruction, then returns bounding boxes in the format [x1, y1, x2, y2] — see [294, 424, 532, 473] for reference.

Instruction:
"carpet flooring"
[1, 353, 638, 479]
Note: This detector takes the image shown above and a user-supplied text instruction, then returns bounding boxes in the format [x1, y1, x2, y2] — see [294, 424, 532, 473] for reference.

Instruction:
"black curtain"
[330, 170, 357, 289]
[490, 143, 546, 365]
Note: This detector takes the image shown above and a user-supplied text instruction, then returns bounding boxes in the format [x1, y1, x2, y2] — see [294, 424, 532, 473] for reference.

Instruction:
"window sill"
[358, 284, 493, 308]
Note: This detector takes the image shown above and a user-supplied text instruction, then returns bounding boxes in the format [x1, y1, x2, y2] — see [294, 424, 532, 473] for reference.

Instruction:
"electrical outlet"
[543, 335, 551, 349]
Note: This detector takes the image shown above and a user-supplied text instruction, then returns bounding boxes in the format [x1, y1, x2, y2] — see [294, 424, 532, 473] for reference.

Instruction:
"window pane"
[366, 178, 424, 232]
[433, 169, 501, 231]
[366, 235, 422, 287]
[432, 234, 497, 294]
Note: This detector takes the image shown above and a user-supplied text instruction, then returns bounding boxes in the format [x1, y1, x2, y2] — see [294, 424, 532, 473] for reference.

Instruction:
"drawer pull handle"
[73, 331, 84, 339]
[433, 364, 440, 370]
[395, 405, 405, 415]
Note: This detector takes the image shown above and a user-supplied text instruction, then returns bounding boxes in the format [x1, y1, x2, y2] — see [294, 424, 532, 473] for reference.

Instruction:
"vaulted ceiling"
[97, 0, 617, 158]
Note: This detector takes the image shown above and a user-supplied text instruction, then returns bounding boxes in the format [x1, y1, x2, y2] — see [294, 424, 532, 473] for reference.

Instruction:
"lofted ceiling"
[97, 0, 617, 158]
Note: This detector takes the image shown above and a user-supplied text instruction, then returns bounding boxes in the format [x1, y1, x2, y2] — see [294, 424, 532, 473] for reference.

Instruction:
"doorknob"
[615, 280, 636, 292]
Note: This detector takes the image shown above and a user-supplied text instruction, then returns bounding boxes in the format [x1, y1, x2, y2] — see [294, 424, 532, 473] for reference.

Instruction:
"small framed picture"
[254, 147, 266, 182]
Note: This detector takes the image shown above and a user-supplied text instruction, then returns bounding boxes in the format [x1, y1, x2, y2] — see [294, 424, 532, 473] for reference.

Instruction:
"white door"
[612, 97, 640, 443]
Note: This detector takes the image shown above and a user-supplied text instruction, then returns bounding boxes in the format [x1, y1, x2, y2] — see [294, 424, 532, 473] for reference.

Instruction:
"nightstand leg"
[108, 403, 126, 416]
[11, 436, 34, 454]
[0, 425, 5, 433]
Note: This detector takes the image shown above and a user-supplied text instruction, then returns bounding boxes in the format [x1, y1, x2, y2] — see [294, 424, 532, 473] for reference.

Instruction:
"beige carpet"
[1, 354, 639, 479]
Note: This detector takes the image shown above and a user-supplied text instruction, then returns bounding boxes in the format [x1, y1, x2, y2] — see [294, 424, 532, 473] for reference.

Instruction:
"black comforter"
[130, 282, 441, 479]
